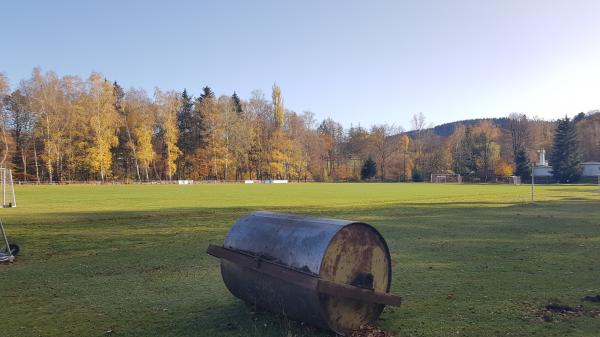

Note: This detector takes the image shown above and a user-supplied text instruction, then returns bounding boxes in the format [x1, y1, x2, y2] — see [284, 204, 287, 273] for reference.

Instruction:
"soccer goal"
[494, 176, 521, 185]
[430, 174, 462, 183]
[0, 168, 16, 208]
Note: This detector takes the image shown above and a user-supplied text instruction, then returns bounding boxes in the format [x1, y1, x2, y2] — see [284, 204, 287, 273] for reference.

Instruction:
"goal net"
[430, 174, 462, 183]
[0, 168, 16, 208]
[494, 176, 521, 185]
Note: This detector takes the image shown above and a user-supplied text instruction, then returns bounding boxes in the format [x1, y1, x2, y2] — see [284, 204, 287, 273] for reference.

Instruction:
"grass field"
[1, 183, 600, 337]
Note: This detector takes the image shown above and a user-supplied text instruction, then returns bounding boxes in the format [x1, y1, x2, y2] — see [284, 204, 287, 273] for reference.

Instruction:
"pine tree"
[176, 89, 194, 177]
[111, 81, 131, 179]
[232, 91, 243, 115]
[361, 156, 376, 180]
[514, 147, 530, 180]
[199, 86, 215, 103]
[549, 116, 582, 183]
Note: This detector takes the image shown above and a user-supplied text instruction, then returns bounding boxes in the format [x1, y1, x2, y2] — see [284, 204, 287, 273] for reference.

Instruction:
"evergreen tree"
[232, 91, 243, 115]
[176, 89, 194, 177]
[573, 112, 586, 124]
[514, 147, 530, 180]
[456, 126, 476, 175]
[199, 86, 215, 103]
[361, 156, 376, 180]
[111, 82, 131, 179]
[549, 116, 582, 183]
[193, 87, 214, 144]
[191, 86, 214, 156]
[177, 89, 194, 147]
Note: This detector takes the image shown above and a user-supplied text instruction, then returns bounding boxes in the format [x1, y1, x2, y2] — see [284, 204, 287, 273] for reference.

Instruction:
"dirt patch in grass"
[535, 301, 600, 322]
[350, 325, 394, 337]
[582, 295, 600, 303]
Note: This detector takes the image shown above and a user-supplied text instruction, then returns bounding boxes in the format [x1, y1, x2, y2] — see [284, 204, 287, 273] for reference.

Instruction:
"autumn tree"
[419, 135, 451, 178]
[5, 89, 35, 180]
[398, 134, 410, 181]
[0, 73, 12, 169]
[471, 121, 501, 180]
[369, 124, 400, 181]
[5, 67, 600, 184]
[449, 124, 468, 175]
[110, 82, 131, 179]
[243, 90, 271, 179]
[508, 113, 530, 163]
[317, 118, 345, 180]
[154, 89, 181, 181]
[59, 75, 87, 181]
[411, 112, 427, 173]
[122, 88, 155, 180]
[21, 68, 66, 182]
[269, 83, 291, 179]
[83, 73, 120, 181]
[345, 125, 370, 179]
[494, 160, 513, 177]
[575, 111, 600, 162]
[529, 117, 556, 159]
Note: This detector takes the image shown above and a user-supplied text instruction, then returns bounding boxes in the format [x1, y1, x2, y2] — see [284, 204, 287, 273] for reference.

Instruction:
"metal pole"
[2, 169, 5, 207]
[403, 151, 406, 182]
[531, 163, 535, 202]
[9, 169, 15, 207]
[0, 219, 12, 257]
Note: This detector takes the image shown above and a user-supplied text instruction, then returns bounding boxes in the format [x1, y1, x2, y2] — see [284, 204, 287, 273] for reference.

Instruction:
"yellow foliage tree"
[123, 89, 155, 181]
[272, 83, 284, 128]
[86, 73, 119, 181]
[494, 160, 514, 177]
[134, 125, 154, 180]
[200, 95, 228, 179]
[269, 83, 291, 178]
[154, 89, 181, 181]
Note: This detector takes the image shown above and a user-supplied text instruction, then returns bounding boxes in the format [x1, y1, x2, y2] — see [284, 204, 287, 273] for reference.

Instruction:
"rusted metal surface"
[207, 244, 401, 306]
[209, 211, 400, 335]
[207, 245, 319, 290]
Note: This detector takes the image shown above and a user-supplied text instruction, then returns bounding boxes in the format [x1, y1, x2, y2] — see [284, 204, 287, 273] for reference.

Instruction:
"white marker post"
[531, 163, 535, 202]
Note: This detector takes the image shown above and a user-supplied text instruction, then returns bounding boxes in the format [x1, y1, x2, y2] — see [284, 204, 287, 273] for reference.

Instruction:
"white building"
[582, 162, 600, 177]
[533, 149, 600, 178]
[533, 149, 552, 177]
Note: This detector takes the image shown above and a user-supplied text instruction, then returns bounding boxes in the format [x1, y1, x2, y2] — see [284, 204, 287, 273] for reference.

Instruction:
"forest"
[0, 68, 599, 183]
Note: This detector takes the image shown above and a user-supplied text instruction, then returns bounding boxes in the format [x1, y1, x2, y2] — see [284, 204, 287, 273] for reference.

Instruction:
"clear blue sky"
[3, 0, 600, 129]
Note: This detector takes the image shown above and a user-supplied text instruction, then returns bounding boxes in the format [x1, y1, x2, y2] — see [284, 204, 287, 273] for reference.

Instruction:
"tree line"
[0, 68, 598, 183]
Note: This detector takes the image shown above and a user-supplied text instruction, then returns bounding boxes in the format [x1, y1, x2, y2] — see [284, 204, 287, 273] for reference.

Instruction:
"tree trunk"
[33, 140, 40, 183]
[21, 150, 27, 182]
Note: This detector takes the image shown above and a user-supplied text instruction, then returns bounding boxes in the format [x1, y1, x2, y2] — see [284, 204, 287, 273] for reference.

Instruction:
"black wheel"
[8, 243, 19, 256]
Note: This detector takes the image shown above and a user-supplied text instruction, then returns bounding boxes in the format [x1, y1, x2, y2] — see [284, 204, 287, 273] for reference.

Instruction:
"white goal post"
[494, 176, 521, 185]
[430, 174, 462, 183]
[0, 168, 16, 208]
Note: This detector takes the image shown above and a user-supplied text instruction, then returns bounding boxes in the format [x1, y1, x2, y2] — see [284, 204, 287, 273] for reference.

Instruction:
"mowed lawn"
[1, 183, 600, 337]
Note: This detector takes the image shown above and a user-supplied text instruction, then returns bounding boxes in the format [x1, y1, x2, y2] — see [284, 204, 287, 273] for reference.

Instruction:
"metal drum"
[207, 211, 401, 334]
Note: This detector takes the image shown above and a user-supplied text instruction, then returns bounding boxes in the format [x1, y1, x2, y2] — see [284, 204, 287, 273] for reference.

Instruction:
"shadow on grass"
[2, 198, 600, 337]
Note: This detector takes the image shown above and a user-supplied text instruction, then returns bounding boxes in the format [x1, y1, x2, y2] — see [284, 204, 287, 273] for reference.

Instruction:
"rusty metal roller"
[207, 211, 401, 334]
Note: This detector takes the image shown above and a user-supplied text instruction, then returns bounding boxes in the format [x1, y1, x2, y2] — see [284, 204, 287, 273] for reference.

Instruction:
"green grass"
[1, 183, 600, 337]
